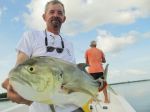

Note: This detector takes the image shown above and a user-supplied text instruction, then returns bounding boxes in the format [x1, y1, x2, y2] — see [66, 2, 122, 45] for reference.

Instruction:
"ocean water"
[0, 81, 150, 112]
[111, 80, 150, 112]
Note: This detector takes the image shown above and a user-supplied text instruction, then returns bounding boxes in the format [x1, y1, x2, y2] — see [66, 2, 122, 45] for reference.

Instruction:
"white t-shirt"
[16, 30, 77, 112]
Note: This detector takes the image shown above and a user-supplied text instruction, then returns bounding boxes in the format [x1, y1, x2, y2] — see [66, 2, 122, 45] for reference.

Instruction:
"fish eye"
[28, 66, 35, 73]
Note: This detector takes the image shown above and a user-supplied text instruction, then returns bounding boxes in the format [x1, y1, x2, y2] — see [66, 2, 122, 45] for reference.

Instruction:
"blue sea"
[0, 80, 150, 112]
[111, 80, 150, 112]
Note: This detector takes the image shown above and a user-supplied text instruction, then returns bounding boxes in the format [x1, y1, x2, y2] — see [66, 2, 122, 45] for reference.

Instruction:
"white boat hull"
[89, 88, 136, 112]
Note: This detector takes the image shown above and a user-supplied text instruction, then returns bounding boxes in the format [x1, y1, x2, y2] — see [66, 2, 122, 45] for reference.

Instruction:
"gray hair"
[90, 40, 97, 47]
[44, 0, 65, 14]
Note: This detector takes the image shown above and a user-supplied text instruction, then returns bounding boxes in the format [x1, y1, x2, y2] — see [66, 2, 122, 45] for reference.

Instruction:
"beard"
[51, 16, 62, 28]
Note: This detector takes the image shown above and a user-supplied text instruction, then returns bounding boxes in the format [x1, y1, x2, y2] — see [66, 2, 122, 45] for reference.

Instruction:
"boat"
[88, 64, 136, 112]
[89, 87, 136, 112]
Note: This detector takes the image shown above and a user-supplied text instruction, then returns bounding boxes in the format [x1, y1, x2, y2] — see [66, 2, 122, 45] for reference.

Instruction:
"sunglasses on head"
[45, 30, 64, 53]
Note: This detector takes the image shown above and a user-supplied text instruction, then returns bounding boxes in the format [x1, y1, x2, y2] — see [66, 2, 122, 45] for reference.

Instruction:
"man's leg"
[103, 88, 110, 103]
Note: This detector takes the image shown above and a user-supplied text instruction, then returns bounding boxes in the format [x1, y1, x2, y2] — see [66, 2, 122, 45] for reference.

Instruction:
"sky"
[0, 0, 150, 92]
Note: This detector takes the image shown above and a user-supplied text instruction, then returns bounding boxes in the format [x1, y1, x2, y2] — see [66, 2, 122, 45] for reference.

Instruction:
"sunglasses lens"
[47, 46, 63, 53]
[56, 48, 63, 53]
[47, 46, 55, 52]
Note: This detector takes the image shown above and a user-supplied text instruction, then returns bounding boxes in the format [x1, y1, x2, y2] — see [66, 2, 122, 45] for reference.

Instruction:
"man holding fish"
[2, 0, 79, 112]
[2, 1, 107, 112]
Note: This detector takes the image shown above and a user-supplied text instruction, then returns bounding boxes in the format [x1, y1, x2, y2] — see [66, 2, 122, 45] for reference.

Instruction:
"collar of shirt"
[46, 30, 60, 38]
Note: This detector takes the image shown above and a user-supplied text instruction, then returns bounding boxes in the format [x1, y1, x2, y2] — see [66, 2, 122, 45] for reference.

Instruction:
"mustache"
[51, 16, 62, 23]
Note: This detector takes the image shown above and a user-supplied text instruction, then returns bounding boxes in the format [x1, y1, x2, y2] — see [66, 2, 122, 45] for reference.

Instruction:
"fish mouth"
[9, 75, 32, 87]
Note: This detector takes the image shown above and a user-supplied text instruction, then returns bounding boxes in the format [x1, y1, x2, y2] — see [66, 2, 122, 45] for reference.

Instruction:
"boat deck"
[89, 89, 136, 112]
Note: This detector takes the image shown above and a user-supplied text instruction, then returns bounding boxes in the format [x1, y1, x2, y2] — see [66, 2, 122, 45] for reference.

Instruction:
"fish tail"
[49, 104, 56, 112]
[97, 78, 108, 92]
[82, 98, 93, 112]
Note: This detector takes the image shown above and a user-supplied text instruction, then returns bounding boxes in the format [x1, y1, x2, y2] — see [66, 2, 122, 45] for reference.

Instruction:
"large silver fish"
[8, 56, 106, 109]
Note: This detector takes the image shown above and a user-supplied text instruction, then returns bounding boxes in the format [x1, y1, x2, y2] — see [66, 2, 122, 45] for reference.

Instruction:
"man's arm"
[101, 51, 106, 63]
[1, 51, 32, 105]
[85, 51, 89, 64]
[85, 57, 89, 65]
[16, 51, 29, 65]
[102, 56, 106, 63]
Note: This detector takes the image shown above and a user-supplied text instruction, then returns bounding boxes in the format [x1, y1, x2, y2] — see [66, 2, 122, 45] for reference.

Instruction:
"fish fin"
[39, 99, 53, 104]
[32, 95, 53, 104]
[67, 92, 92, 107]
[77, 63, 88, 73]
[50, 91, 92, 108]
[97, 79, 108, 92]
[82, 98, 93, 112]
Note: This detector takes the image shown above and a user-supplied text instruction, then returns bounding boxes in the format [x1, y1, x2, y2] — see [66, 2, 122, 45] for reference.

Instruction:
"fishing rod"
[110, 79, 150, 85]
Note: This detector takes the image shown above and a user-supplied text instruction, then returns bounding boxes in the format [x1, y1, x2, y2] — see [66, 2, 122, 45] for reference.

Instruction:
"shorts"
[90, 72, 104, 80]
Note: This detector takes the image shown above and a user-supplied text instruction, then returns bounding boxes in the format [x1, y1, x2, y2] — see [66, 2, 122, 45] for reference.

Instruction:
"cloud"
[23, 0, 150, 35]
[11, 16, 20, 22]
[108, 67, 149, 83]
[143, 32, 150, 38]
[23, 0, 47, 30]
[0, 6, 7, 21]
[96, 30, 137, 53]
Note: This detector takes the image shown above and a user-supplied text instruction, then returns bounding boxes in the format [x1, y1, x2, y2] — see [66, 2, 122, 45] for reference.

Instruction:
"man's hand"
[2, 78, 32, 105]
